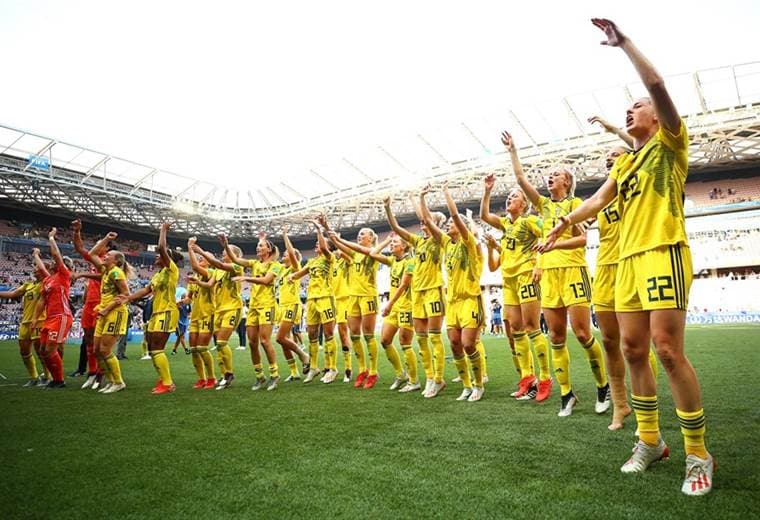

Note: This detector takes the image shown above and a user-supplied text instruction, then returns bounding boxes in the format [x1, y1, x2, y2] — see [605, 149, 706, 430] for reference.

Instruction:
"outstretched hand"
[588, 115, 616, 133]
[48, 227, 57, 240]
[591, 18, 626, 47]
[501, 131, 515, 152]
[218, 233, 228, 246]
[71, 219, 82, 232]
[484, 173, 496, 191]
[541, 217, 571, 252]
[106, 231, 118, 241]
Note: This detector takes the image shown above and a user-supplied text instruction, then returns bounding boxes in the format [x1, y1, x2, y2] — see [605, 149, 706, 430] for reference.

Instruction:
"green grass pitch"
[1, 325, 758, 519]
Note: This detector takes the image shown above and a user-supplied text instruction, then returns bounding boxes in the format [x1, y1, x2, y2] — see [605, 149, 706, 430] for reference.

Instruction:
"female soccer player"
[186, 237, 217, 389]
[120, 222, 183, 394]
[223, 232, 282, 391]
[32, 228, 74, 389]
[419, 182, 486, 401]
[0, 255, 47, 386]
[276, 228, 311, 381]
[329, 235, 353, 382]
[383, 194, 448, 398]
[288, 220, 336, 384]
[375, 232, 418, 392]
[321, 216, 387, 389]
[190, 237, 244, 390]
[502, 131, 609, 417]
[480, 177, 552, 401]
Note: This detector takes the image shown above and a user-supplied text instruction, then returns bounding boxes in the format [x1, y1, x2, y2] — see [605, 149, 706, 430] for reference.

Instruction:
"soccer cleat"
[204, 378, 217, 389]
[323, 370, 338, 384]
[171, 350, 177, 356]
[516, 382, 538, 401]
[152, 382, 176, 395]
[681, 454, 714, 496]
[140, 354, 151, 360]
[45, 380, 66, 389]
[451, 375, 462, 383]
[81, 375, 97, 389]
[251, 377, 267, 391]
[235, 346, 246, 351]
[456, 387, 473, 401]
[399, 382, 421, 393]
[302, 355, 311, 375]
[426, 380, 446, 398]
[69, 370, 85, 377]
[103, 382, 126, 394]
[557, 391, 578, 417]
[354, 370, 369, 388]
[343, 369, 351, 383]
[620, 439, 669, 474]
[90, 377, 101, 391]
[535, 378, 553, 402]
[266, 376, 280, 391]
[468, 386, 484, 402]
[483, 375, 489, 384]
[595, 384, 611, 414]
[284, 374, 301, 382]
[98, 383, 113, 394]
[389, 374, 407, 390]
[363, 374, 378, 389]
[422, 378, 434, 397]
[23, 379, 39, 388]
[303, 368, 320, 383]
[193, 379, 206, 389]
[184, 347, 191, 355]
[511, 375, 537, 399]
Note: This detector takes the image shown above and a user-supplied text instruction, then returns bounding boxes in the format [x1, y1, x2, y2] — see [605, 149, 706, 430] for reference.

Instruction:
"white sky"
[1, 0, 758, 192]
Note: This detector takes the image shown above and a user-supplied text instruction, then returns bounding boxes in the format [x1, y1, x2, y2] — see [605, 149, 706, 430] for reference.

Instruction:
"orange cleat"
[152, 382, 176, 395]
[354, 371, 368, 388]
[193, 379, 206, 389]
[535, 378, 553, 402]
[204, 378, 217, 389]
[511, 375, 537, 398]
[363, 374, 378, 389]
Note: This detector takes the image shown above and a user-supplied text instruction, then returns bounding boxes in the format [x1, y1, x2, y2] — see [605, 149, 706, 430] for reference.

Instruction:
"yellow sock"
[309, 339, 321, 371]
[453, 355, 472, 389]
[430, 330, 445, 383]
[324, 335, 337, 371]
[511, 351, 521, 376]
[216, 348, 226, 375]
[342, 346, 352, 373]
[582, 337, 608, 388]
[268, 362, 279, 379]
[39, 353, 52, 380]
[104, 353, 123, 384]
[287, 357, 298, 376]
[528, 329, 551, 381]
[150, 350, 173, 385]
[351, 336, 366, 373]
[198, 347, 216, 380]
[417, 333, 433, 380]
[141, 338, 148, 357]
[649, 348, 659, 380]
[365, 335, 379, 376]
[513, 331, 533, 378]
[191, 349, 205, 379]
[401, 345, 417, 384]
[475, 339, 488, 379]
[219, 343, 233, 375]
[21, 353, 39, 379]
[631, 394, 659, 446]
[550, 342, 572, 395]
[254, 363, 264, 380]
[467, 350, 484, 387]
[382, 342, 404, 378]
[677, 408, 708, 459]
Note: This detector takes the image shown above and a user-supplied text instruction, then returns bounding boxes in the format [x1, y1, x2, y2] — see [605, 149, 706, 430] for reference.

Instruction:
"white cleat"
[681, 454, 714, 496]
[303, 368, 320, 383]
[81, 375, 96, 389]
[482, 375, 489, 384]
[284, 374, 300, 382]
[251, 378, 266, 391]
[557, 392, 578, 417]
[98, 383, 113, 394]
[91, 378, 101, 391]
[421, 378, 434, 397]
[140, 354, 152, 360]
[621, 439, 670, 474]
[451, 376, 462, 383]
[456, 387, 473, 401]
[467, 386, 484, 402]
[103, 382, 126, 394]
[235, 346, 246, 351]
[425, 381, 446, 399]
[322, 370, 337, 384]
[399, 382, 421, 393]
[266, 376, 280, 391]
[595, 384, 611, 414]
[389, 373, 408, 391]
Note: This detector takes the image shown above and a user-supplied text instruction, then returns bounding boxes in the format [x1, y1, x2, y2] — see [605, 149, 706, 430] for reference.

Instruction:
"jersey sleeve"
[111, 267, 126, 282]
[269, 262, 282, 277]
[407, 234, 421, 248]
[536, 195, 548, 213]
[405, 259, 415, 274]
[529, 216, 543, 237]
[657, 118, 688, 153]
[464, 230, 479, 258]
[440, 234, 451, 249]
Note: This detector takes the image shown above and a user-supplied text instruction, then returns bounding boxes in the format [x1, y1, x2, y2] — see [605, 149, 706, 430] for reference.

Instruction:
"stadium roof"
[1, 62, 760, 239]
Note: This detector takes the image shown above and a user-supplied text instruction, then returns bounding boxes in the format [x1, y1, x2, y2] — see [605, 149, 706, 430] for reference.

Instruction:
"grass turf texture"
[1, 325, 758, 519]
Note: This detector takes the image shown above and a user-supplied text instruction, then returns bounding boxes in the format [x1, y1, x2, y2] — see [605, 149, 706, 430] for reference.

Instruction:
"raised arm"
[188, 273, 215, 289]
[501, 131, 541, 206]
[443, 182, 469, 241]
[288, 265, 309, 282]
[218, 233, 248, 268]
[480, 174, 504, 230]
[47, 228, 65, 270]
[31, 248, 50, 278]
[592, 18, 680, 134]
[0, 285, 28, 299]
[121, 285, 152, 305]
[588, 115, 634, 148]
[86, 231, 117, 270]
[186, 237, 210, 279]
[383, 197, 414, 244]
[158, 222, 172, 268]
[233, 271, 276, 286]
[419, 185, 444, 242]
[72, 272, 103, 282]
[71, 219, 93, 263]
[371, 234, 392, 255]
[191, 243, 236, 273]
[282, 227, 299, 268]
[328, 231, 369, 256]
[484, 234, 501, 273]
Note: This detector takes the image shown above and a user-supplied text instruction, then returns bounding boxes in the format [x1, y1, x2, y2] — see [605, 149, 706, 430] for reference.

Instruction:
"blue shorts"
[492, 317, 503, 325]
[176, 323, 188, 336]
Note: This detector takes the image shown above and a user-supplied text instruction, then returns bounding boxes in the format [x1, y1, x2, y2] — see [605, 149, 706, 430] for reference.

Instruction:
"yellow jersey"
[150, 259, 179, 314]
[596, 194, 622, 266]
[388, 255, 414, 310]
[349, 251, 377, 297]
[610, 120, 689, 259]
[536, 195, 586, 269]
[407, 234, 444, 292]
[189, 269, 215, 320]
[213, 264, 244, 312]
[444, 232, 483, 302]
[100, 265, 127, 311]
[20, 281, 43, 324]
[278, 261, 302, 306]
[306, 255, 333, 299]
[246, 259, 282, 309]
[499, 215, 542, 278]
[331, 256, 350, 299]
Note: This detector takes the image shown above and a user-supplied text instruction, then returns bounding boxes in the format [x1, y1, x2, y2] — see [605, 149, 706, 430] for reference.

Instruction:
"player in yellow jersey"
[288, 220, 336, 383]
[0, 256, 48, 386]
[120, 222, 183, 394]
[77, 227, 133, 394]
[481, 176, 553, 402]
[223, 232, 283, 391]
[190, 238, 245, 390]
[320, 215, 386, 389]
[545, 19, 713, 495]
[276, 228, 312, 381]
[330, 242, 353, 383]
[186, 237, 217, 390]
[419, 181, 486, 401]
[502, 130, 609, 417]
[384, 194, 448, 398]
[375, 233, 419, 393]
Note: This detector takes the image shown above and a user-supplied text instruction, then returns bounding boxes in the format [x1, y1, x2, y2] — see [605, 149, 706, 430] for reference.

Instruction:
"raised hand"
[501, 131, 515, 152]
[588, 115, 617, 134]
[420, 183, 432, 197]
[161, 222, 171, 232]
[106, 231, 118, 241]
[591, 18, 626, 47]
[484, 173, 496, 191]
[316, 213, 329, 229]
[188, 236, 197, 247]
[441, 180, 449, 192]
[484, 233, 497, 247]
[282, 225, 290, 235]
[32, 248, 41, 256]
[48, 227, 57, 239]
[257, 230, 267, 241]
[71, 219, 82, 232]
[218, 233, 228, 246]
[382, 196, 391, 207]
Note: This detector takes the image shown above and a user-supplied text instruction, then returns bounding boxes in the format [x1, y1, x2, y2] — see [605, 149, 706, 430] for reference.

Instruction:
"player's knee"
[548, 331, 566, 345]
